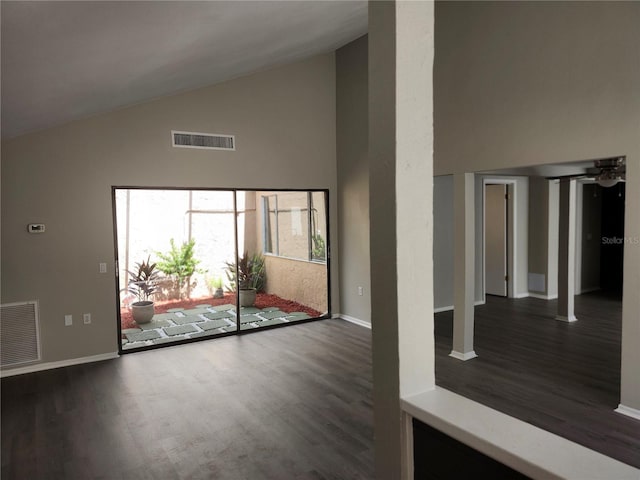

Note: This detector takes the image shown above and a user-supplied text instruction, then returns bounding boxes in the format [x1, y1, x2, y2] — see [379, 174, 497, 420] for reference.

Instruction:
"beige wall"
[435, 1, 640, 175]
[263, 255, 328, 313]
[336, 35, 371, 324]
[1, 53, 338, 367]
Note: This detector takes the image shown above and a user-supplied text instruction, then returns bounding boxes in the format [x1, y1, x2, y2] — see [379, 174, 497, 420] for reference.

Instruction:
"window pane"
[262, 195, 277, 255]
[276, 192, 309, 261]
[310, 192, 327, 262]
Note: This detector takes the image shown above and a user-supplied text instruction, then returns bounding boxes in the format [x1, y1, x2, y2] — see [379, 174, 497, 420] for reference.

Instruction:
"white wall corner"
[335, 313, 372, 329]
[615, 404, 640, 421]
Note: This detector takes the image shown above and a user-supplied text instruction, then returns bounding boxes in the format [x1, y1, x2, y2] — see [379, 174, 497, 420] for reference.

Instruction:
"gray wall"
[1, 54, 338, 366]
[434, 1, 640, 409]
[433, 176, 454, 310]
[336, 35, 371, 324]
[434, 1, 639, 175]
[528, 177, 550, 294]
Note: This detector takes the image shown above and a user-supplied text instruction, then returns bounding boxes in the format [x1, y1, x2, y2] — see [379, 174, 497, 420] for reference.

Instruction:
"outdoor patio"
[122, 302, 313, 350]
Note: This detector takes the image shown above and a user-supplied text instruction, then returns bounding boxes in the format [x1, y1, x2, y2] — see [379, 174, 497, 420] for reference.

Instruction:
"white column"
[617, 157, 640, 419]
[450, 172, 477, 360]
[369, 1, 435, 479]
[556, 179, 578, 322]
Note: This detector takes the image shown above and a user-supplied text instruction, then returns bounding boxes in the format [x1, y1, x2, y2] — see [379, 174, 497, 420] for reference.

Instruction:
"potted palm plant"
[128, 256, 159, 324]
[224, 252, 266, 307]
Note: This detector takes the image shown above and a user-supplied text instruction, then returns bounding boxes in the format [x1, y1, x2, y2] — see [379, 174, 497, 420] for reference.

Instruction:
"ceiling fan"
[547, 156, 626, 187]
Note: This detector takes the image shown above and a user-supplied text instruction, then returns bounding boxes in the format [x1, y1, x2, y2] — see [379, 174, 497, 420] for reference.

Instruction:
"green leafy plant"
[224, 252, 266, 292]
[127, 256, 159, 302]
[156, 238, 203, 299]
[311, 234, 326, 261]
[205, 275, 224, 296]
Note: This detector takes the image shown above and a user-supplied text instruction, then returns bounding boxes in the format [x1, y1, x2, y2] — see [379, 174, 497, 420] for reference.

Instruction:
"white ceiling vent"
[172, 130, 235, 151]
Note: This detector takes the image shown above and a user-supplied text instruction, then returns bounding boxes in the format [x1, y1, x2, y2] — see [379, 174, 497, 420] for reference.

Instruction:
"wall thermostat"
[28, 224, 46, 234]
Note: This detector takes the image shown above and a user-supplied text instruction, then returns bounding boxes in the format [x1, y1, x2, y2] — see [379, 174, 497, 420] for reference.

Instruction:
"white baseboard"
[434, 305, 453, 313]
[434, 300, 485, 314]
[449, 350, 478, 361]
[555, 314, 578, 323]
[334, 313, 371, 329]
[528, 292, 558, 300]
[615, 404, 640, 421]
[514, 293, 530, 299]
[0, 352, 119, 378]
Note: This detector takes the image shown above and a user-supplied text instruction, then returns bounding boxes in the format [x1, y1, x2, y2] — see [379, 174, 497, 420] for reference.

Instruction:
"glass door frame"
[112, 186, 331, 354]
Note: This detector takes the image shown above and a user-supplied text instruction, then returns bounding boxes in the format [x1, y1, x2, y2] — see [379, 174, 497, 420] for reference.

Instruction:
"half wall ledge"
[402, 387, 639, 480]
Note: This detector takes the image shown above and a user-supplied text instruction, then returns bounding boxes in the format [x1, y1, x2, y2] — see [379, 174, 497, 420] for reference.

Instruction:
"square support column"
[617, 156, 640, 418]
[556, 178, 578, 322]
[369, 1, 434, 478]
[450, 172, 477, 360]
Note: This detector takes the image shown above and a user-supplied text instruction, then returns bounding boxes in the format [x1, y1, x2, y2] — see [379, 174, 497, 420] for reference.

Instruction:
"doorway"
[484, 184, 509, 297]
[112, 187, 330, 352]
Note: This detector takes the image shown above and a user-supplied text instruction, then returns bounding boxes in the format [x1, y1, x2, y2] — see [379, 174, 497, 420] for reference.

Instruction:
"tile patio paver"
[173, 315, 206, 325]
[240, 314, 259, 324]
[198, 319, 231, 331]
[203, 311, 234, 321]
[167, 308, 185, 313]
[240, 307, 261, 314]
[259, 310, 285, 320]
[139, 319, 173, 330]
[122, 328, 142, 334]
[164, 324, 199, 336]
[126, 330, 162, 342]
[152, 313, 181, 321]
[181, 308, 210, 316]
[212, 304, 235, 311]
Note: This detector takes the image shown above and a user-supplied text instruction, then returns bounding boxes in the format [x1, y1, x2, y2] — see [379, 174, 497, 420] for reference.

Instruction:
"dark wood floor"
[435, 291, 640, 469]
[1, 320, 374, 480]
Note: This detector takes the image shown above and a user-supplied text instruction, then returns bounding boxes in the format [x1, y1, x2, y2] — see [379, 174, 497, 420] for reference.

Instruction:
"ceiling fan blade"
[545, 173, 589, 180]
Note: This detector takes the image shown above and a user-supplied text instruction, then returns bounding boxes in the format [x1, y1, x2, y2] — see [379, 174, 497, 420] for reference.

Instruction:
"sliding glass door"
[113, 188, 329, 352]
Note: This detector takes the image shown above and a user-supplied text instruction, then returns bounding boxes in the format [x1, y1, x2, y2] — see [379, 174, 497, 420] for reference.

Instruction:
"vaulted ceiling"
[1, 1, 367, 139]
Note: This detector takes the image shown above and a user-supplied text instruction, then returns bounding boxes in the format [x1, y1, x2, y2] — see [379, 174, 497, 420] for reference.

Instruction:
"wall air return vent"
[1, 301, 41, 368]
[172, 130, 235, 151]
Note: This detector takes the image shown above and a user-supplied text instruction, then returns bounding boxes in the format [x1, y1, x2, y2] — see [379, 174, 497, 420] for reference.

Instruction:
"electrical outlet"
[65, 315, 73, 326]
[99, 263, 107, 273]
[357, 286, 364, 296]
[83, 313, 91, 324]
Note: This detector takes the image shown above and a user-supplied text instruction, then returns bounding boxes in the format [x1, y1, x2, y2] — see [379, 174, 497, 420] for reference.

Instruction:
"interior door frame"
[484, 183, 509, 297]
[481, 177, 518, 300]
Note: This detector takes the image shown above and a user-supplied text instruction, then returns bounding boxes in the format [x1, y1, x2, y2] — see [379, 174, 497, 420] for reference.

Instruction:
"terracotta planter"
[131, 300, 155, 324]
[238, 288, 256, 307]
